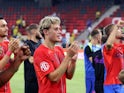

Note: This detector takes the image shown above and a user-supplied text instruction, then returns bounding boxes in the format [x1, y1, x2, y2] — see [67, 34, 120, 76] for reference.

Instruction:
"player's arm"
[105, 25, 118, 50]
[0, 45, 30, 87]
[85, 46, 93, 62]
[0, 59, 21, 87]
[48, 41, 79, 82]
[105, 20, 124, 50]
[65, 54, 78, 79]
[0, 39, 19, 70]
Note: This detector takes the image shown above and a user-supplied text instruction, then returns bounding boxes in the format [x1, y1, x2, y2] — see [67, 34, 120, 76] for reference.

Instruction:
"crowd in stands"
[0, 0, 113, 38]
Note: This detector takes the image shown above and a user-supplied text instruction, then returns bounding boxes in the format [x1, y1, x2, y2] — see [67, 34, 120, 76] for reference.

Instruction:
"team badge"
[40, 61, 50, 72]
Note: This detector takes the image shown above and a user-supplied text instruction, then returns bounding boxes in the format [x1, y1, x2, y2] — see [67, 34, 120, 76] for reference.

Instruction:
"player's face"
[47, 24, 62, 42]
[97, 31, 102, 43]
[95, 30, 102, 44]
[0, 19, 8, 37]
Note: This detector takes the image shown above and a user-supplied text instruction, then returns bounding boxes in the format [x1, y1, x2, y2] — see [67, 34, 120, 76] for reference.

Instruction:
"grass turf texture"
[10, 59, 85, 93]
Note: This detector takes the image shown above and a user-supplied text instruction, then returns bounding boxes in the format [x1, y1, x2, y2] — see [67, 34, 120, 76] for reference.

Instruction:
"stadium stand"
[111, 3, 124, 17]
[0, 0, 113, 37]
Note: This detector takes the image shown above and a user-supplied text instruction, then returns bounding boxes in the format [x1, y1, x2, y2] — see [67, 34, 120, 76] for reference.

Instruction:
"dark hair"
[26, 23, 38, 32]
[103, 24, 114, 36]
[91, 29, 100, 37]
[102, 24, 115, 43]
[101, 35, 107, 44]
[0, 16, 4, 20]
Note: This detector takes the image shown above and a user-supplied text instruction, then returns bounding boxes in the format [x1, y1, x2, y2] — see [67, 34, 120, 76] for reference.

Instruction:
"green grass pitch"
[10, 59, 85, 93]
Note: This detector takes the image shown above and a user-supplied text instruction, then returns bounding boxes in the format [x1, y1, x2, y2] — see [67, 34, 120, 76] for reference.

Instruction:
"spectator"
[16, 15, 26, 28]
[95, 10, 101, 20]
[16, 15, 23, 28]
[12, 25, 19, 38]
[86, 19, 92, 28]
[70, 33, 75, 44]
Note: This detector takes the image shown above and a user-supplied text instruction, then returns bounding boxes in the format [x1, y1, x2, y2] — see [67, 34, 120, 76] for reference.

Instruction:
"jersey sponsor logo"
[40, 61, 50, 72]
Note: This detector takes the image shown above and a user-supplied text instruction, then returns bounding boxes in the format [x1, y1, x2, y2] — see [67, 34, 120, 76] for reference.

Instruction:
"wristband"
[6, 50, 12, 57]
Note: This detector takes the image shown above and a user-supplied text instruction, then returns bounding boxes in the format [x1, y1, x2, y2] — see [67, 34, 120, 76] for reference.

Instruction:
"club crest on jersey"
[40, 61, 50, 72]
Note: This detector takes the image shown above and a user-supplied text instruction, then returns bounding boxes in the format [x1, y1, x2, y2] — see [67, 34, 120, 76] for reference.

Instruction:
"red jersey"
[34, 45, 66, 93]
[0, 40, 11, 93]
[103, 43, 124, 85]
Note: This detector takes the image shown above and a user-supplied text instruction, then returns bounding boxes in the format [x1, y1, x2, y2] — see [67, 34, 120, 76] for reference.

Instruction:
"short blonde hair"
[39, 16, 61, 38]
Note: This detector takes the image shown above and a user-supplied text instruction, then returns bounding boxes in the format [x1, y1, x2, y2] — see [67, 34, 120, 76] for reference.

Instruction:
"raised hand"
[8, 38, 19, 52]
[117, 20, 124, 27]
[14, 45, 31, 62]
[66, 41, 79, 58]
